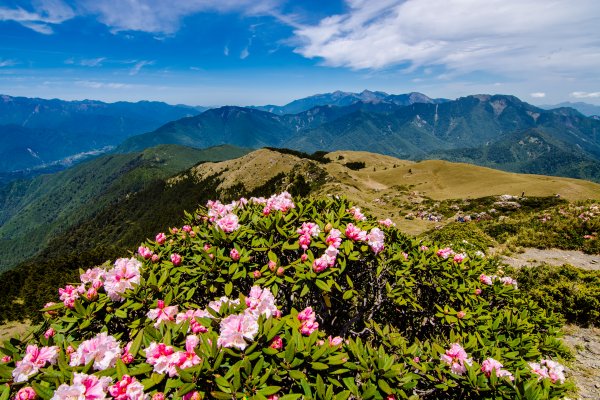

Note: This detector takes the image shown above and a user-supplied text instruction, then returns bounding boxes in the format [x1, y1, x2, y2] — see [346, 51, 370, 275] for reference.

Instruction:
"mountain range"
[541, 101, 600, 117]
[116, 93, 600, 182]
[0, 94, 205, 175]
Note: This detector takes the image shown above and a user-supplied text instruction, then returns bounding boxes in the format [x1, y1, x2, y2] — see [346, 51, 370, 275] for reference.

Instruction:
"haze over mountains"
[0, 94, 204, 177]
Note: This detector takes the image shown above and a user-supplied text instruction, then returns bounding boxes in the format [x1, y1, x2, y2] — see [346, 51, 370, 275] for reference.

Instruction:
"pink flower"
[52, 373, 113, 400]
[297, 307, 319, 336]
[436, 247, 454, 259]
[155, 232, 166, 245]
[217, 313, 259, 350]
[300, 253, 308, 262]
[328, 336, 343, 346]
[367, 227, 385, 253]
[253, 270, 262, 278]
[326, 228, 342, 248]
[499, 276, 518, 288]
[216, 213, 239, 233]
[267, 396, 279, 400]
[348, 207, 366, 221]
[144, 342, 176, 376]
[15, 387, 36, 400]
[208, 297, 240, 313]
[402, 252, 409, 260]
[44, 328, 55, 339]
[1, 355, 11, 363]
[121, 342, 134, 365]
[245, 286, 278, 319]
[43, 302, 58, 316]
[457, 311, 466, 319]
[137, 246, 153, 260]
[453, 253, 466, 263]
[481, 358, 514, 380]
[530, 359, 565, 384]
[475, 288, 482, 295]
[151, 254, 160, 263]
[170, 253, 182, 266]
[345, 223, 367, 241]
[147, 300, 178, 328]
[12, 345, 59, 382]
[378, 218, 395, 227]
[108, 375, 146, 400]
[176, 309, 210, 334]
[80, 267, 105, 286]
[263, 192, 295, 214]
[270, 336, 283, 350]
[440, 343, 472, 375]
[268, 260, 277, 271]
[182, 392, 201, 400]
[69, 332, 121, 371]
[152, 394, 165, 400]
[313, 255, 330, 273]
[479, 274, 493, 285]
[297, 222, 321, 249]
[420, 245, 429, 251]
[104, 258, 141, 302]
[413, 357, 420, 363]
[86, 287, 98, 301]
[276, 267, 285, 276]
[173, 335, 202, 370]
[59, 284, 81, 309]
[182, 225, 192, 233]
[230, 248, 240, 261]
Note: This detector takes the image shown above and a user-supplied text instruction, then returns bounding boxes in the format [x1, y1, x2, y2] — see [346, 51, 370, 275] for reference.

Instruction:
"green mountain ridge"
[0, 144, 251, 272]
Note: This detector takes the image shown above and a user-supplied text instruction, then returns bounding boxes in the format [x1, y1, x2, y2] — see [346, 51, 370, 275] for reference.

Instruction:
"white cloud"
[224, 45, 230, 56]
[76, 80, 134, 89]
[571, 91, 600, 99]
[0, 0, 75, 34]
[240, 47, 250, 59]
[530, 92, 546, 98]
[129, 60, 153, 75]
[292, 0, 600, 80]
[80, 57, 106, 67]
[77, 0, 282, 34]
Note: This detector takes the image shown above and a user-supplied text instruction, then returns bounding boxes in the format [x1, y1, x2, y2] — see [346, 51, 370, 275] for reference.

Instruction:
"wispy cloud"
[224, 45, 230, 56]
[571, 91, 600, 99]
[76, 80, 134, 89]
[78, 0, 282, 34]
[0, 0, 75, 34]
[0, 59, 18, 67]
[65, 57, 107, 67]
[240, 47, 250, 59]
[530, 92, 546, 98]
[129, 60, 153, 75]
[292, 0, 600, 81]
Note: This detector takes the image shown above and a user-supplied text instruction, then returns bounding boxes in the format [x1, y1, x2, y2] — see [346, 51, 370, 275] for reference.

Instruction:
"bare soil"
[499, 248, 600, 270]
[562, 325, 600, 399]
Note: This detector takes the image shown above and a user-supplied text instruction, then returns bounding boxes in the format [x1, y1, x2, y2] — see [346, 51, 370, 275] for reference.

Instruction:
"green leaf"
[116, 358, 129, 379]
[32, 383, 54, 400]
[224, 281, 233, 297]
[258, 386, 281, 396]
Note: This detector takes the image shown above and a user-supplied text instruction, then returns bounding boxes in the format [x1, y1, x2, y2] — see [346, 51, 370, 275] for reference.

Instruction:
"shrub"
[0, 194, 573, 399]
[344, 162, 366, 171]
[509, 264, 600, 327]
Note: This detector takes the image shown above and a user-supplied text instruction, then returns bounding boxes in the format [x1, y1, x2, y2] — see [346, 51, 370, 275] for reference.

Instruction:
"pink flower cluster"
[69, 332, 121, 371]
[208, 296, 240, 313]
[326, 228, 342, 248]
[378, 218, 395, 227]
[216, 213, 239, 233]
[52, 373, 113, 400]
[297, 307, 319, 336]
[297, 222, 321, 249]
[345, 223, 367, 241]
[440, 343, 473, 375]
[367, 227, 385, 254]
[230, 248, 241, 261]
[176, 309, 210, 334]
[347, 207, 366, 221]
[436, 247, 454, 259]
[245, 286, 279, 319]
[147, 300, 178, 328]
[108, 375, 146, 400]
[317, 336, 343, 346]
[261, 191, 295, 215]
[104, 258, 142, 302]
[12, 344, 59, 383]
[59, 284, 85, 309]
[313, 245, 339, 273]
[529, 359, 566, 384]
[145, 336, 201, 377]
[479, 274, 518, 289]
[453, 253, 467, 263]
[137, 246, 154, 260]
[481, 358, 514, 380]
[207, 199, 240, 233]
[15, 387, 36, 400]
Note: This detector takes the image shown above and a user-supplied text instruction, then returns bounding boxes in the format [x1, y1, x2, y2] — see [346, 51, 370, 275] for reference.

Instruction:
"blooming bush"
[0, 193, 573, 399]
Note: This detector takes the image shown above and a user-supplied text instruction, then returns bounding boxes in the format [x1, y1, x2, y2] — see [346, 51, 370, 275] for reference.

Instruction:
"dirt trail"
[563, 326, 600, 399]
[500, 248, 600, 270]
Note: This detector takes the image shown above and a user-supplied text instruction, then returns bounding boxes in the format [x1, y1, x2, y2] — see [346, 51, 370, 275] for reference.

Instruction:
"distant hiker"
[521, 191, 525, 197]
[409, 168, 412, 174]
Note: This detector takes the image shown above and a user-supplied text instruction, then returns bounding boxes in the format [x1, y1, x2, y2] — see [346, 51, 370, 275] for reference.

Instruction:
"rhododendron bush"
[0, 193, 573, 399]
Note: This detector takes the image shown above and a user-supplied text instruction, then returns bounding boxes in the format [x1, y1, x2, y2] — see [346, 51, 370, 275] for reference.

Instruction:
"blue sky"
[1, 0, 599, 106]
